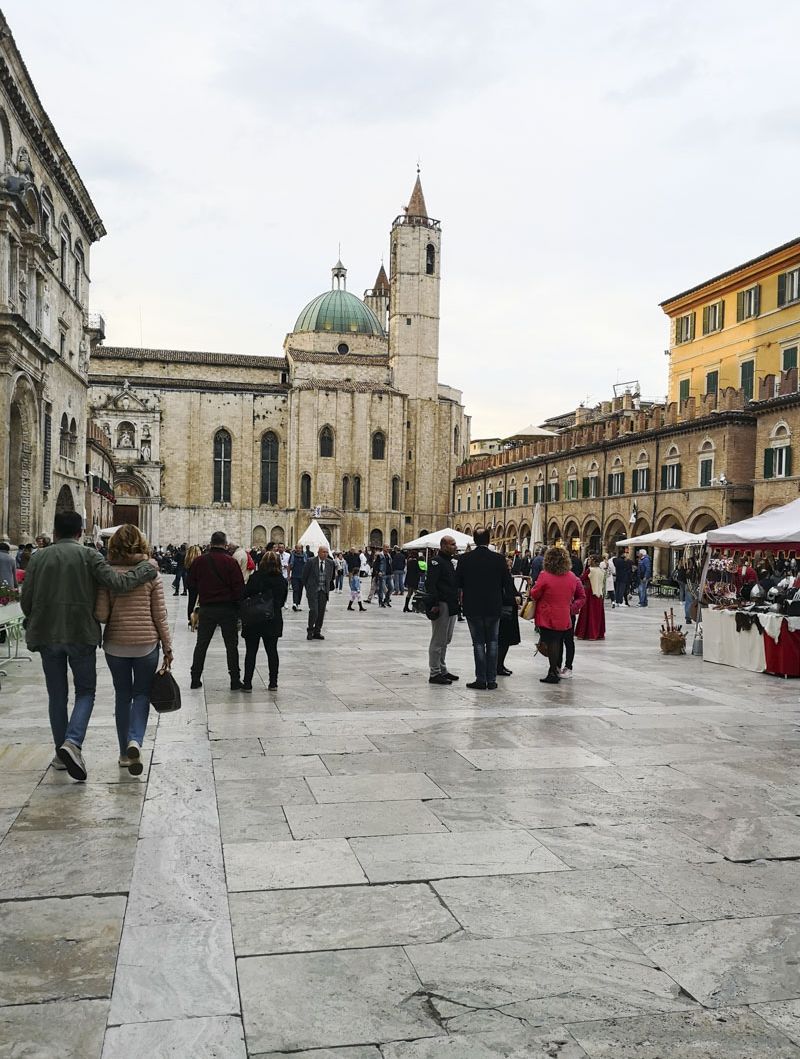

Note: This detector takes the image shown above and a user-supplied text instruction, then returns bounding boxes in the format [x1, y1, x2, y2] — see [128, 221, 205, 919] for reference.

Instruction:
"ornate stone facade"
[0, 14, 105, 543]
[88, 177, 470, 548]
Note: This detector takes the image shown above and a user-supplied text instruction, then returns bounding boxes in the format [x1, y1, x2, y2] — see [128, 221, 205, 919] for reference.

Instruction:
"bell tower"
[388, 171, 441, 400]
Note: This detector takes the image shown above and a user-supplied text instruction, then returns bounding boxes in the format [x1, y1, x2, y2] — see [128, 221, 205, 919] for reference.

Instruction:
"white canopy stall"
[402, 528, 474, 552]
[706, 498, 800, 549]
[616, 529, 705, 549]
[297, 519, 332, 552]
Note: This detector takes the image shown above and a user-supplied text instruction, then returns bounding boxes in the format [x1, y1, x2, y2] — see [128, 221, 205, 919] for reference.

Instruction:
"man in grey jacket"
[21, 511, 157, 781]
[301, 545, 336, 640]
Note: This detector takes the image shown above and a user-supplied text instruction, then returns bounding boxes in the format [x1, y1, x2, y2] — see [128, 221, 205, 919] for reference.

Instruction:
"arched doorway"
[519, 523, 531, 551]
[605, 518, 628, 554]
[270, 525, 285, 544]
[583, 519, 602, 556]
[563, 519, 580, 554]
[390, 528, 399, 548]
[7, 377, 37, 543]
[548, 521, 561, 545]
[55, 484, 75, 514]
[689, 512, 718, 534]
[370, 528, 383, 548]
[656, 512, 685, 574]
[252, 525, 267, 548]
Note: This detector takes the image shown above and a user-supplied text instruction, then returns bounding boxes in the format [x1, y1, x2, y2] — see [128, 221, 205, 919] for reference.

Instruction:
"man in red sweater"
[188, 531, 245, 690]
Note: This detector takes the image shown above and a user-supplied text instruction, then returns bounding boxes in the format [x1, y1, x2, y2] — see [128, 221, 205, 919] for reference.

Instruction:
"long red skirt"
[576, 594, 605, 640]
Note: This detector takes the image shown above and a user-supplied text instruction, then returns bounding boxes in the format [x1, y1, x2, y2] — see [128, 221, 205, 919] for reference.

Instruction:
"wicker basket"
[660, 630, 686, 655]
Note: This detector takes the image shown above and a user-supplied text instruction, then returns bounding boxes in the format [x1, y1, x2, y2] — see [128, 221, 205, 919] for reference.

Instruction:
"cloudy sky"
[9, 1, 800, 436]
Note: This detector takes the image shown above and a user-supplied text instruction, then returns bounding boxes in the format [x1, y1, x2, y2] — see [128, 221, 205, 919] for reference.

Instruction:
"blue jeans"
[394, 571, 406, 593]
[466, 616, 500, 684]
[39, 644, 97, 750]
[638, 579, 649, 606]
[105, 647, 160, 755]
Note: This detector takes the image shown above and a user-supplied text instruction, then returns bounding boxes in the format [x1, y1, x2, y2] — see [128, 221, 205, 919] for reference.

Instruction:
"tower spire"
[406, 169, 428, 219]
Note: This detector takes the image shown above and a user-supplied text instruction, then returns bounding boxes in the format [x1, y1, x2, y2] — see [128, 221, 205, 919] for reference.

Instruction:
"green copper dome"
[294, 289, 385, 337]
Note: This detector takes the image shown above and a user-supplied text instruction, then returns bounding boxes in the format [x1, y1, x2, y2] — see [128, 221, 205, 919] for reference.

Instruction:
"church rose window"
[213, 429, 232, 503]
[319, 426, 334, 458]
[260, 432, 278, 505]
[371, 431, 385, 460]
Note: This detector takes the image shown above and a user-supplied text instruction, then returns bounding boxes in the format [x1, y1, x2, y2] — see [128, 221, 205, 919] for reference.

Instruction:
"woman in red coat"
[531, 546, 585, 684]
[576, 555, 606, 641]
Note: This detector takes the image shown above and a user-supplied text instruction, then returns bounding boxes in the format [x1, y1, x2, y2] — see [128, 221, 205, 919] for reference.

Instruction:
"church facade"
[88, 176, 470, 549]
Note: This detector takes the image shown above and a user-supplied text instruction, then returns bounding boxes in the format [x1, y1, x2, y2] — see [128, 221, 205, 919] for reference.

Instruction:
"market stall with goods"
[699, 498, 800, 677]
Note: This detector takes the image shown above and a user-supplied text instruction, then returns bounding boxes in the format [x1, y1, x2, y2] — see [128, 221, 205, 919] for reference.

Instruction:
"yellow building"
[662, 236, 800, 405]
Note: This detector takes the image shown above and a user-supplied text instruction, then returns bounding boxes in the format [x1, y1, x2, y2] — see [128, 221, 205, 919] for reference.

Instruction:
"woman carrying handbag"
[240, 550, 288, 690]
[94, 525, 173, 774]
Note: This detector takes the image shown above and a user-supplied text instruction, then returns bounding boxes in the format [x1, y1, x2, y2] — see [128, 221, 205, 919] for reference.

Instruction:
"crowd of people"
[12, 512, 672, 782]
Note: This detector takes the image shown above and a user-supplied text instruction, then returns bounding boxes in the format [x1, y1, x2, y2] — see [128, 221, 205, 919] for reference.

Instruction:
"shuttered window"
[778, 269, 800, 308]
[783, 346, 798, 372]
[736, 285, 760, 321]
[741, 360, 755, 401]
[661, 464, 682, 490]
[679, 379, 690, 403]
[702, 301, 724, 335]
[705, 370, 718, 396]
[43, 412, 52, 491]
[675, 313, 695, 344]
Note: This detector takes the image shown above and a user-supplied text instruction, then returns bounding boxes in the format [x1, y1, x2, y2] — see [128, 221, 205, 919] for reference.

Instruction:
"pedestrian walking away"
[347, 569, 365, 612]
[613, 549, 633, 607]
[576, 554, 606, 643]
[637, 549, 652, 607]
[456, 527, 512, 689]
[530, 545, 586, 684]
[302, 545, 336, 639]
[188, 531, 245, 689]
[288, 544, 307, 610]
[498, 557, 523, 676]
[183, 544, 202, 628]
[425, 535, 460, 684]
[241, 550, 288, 689]
[94, 525, 173, 775]
[403, 550, 421, 611]
[20, 511, 158, 782]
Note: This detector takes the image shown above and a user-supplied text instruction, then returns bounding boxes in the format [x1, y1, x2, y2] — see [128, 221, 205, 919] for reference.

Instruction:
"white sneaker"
[51, 755, 67, 770]
[57, 740, 87, 782]
[118, 756, 131, 767]
[126, 740, 143, 776]
[559, 667, 572, 678]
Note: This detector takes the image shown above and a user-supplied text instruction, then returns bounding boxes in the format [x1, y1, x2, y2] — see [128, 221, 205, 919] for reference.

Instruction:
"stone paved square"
[1, 589, 800, 1055]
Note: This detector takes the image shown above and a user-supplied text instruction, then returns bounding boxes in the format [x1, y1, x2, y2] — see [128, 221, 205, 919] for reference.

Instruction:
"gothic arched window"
[59, 413, 70, 458]
[453, 425, 459, 456]
[353, 475, 362, 510]
[426, 243, 435, 275]
[300, 473, 312, 509]
[260, 431, 278, 505]
[371, 431, 385, 460]
[341, 475, 350, 509]
[319, 425, 334, 458]
[391, 476, 400, 510]
[213, 429, 232, 503]
[390, 528, 399, 547]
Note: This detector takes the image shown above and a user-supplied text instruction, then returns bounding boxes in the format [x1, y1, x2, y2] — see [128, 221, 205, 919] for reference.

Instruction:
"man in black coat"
[426, 536, 460, 685]
[301, 546, 336, 640]
[456, 528, 514, 690]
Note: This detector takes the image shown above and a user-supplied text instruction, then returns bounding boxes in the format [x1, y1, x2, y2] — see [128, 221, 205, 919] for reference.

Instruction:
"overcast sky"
[9, 1, 800, 436]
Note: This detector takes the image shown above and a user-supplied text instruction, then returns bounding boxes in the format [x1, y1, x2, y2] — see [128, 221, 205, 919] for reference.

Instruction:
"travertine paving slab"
[350, 829, 569, 882]
[320, 750, 476, 776]
[225, 838, 367, 891]
[258, 736, 378, 755]
[0, 771, 42, 808]
[567, 1007, 800, 1057]
[673, 759, 800, 789]
[530, 821, 722, 869]
[11, 782, 144, 832]
[425, 793, 601, 831]
[430, 768, 611, 799]
[459, 747, 611, 770]
[237, 947, 441, 1052]
[0, 895, 125, 1004]
[215, 777, 315, 811]
[218, 801, 292, 843]
[102, 1014, 247, 1058]
[285, 799, 447, 839]
[109, 919, 239, 1024]
[601, 742, 773, 766]
[0, 742, 56, 771]
[432, 867, 693, 938]
[671, 813, 800, 861]
[213, 753, 329, 781]
[405, 933, 694, 1033]
[125, 832, 228, 925]
[0, 828, 137, 898]
[254, 1047, 380, 1058]
[230, 882, 460, 955]
[632, 861, 800, 918]
[0, 999, 109, 1059]
[381, 1030, 589, 1057]
[307, 772, 446, 803]
[624, 915, 800, 1007]
[0, 809, 16, 841]
[754, 999, 800, 1046]
[138, 761, 219, 836]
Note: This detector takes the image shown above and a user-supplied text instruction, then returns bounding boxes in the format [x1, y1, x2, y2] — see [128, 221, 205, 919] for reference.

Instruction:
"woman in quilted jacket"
[530, 545, 585, 685]
[95, 525, 173, 774]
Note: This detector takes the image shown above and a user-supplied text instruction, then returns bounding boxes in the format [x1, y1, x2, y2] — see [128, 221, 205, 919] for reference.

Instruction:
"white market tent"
[99, 525, 124, 539]
[402, 528, 474, 551]
[616, 529, 705, 549]
[706, 497, 800, 549]
[297, 519, 332, 552]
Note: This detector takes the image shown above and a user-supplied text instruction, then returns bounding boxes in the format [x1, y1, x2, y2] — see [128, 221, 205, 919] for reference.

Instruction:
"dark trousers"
[187, 585, 198, 623]
[243, 632, 279, 686]
[191, 603, 240, 683]
[173, 568, 186, 593]
[614, 579, 629, 605]
[466, 616, 500, 684]
[307, 590, 328, 634]
[291, 579, 303, 606]
[538, 627, 563, 678]
[558, 618, 576, 670]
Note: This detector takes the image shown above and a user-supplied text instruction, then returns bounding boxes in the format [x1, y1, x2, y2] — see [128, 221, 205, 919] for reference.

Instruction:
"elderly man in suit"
[301, 545, 336, 640]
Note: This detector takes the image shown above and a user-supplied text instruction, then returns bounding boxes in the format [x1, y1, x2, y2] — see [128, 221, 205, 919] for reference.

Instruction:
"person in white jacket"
[605, 554, 617, 606]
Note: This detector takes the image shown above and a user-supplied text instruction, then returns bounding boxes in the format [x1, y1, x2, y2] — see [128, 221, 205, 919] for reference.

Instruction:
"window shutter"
[620, 472, 625, 494]
[689, 312, 696, 340]
[632, 469, 638, 493]
[778, 273, 787, 307]
[43, 413, 52, 490]
[675, 464, 682, 489]
[786, 447, 793, 477]
[754, 284, 761, 315]
[661, 465, 668, 490]
[607, 474, 613, 495]
[736, 291, 744, 322]
[718, 300, 724, 328]
[582, 477, 589, 498]
[555, 483, 560, 502]
[702, 306, 709, 334]
[764, 447, 774, 479]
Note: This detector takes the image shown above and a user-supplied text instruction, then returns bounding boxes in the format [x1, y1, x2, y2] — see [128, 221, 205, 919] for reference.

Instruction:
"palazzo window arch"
[453, 425, 459, 456]
[59, 413, 70, 458]
[260, 431, 279, 505]
[371, 431, 386, 460]
[69, 418, 77, 461]
[300, 473, 312, 509]
[608, 456, 625, 497]
[698, 438, 716, 488]
[765, 422, 792, 480]
[391, 476, 401, 510]
[213, 429, 232, 503]
[633, 449, 651, 493]
[319, 425, 334, 458]
[73, 240, 85, 303]
[661, 444, 682, 491]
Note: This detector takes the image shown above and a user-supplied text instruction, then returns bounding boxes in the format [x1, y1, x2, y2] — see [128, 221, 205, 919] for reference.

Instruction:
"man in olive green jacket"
[21, 511, 157, 781]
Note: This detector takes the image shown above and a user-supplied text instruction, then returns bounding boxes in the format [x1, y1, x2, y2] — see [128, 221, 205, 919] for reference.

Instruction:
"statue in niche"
[119, 429, 133, 448]
[141, 443, 151, 461]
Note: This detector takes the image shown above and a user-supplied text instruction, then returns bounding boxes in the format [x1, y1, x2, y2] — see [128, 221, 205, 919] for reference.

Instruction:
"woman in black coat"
[497, 558, 522, 676]
[241, 550, 288, 690]
[403, 551, 421, 612]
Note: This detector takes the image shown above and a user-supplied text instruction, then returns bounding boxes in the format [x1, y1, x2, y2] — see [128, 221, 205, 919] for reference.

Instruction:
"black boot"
[347, 602, 353, 611]
[358, 602, 365, 611]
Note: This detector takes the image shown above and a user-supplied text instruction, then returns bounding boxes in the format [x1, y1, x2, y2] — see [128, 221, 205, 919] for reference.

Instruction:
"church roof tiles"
[94, 347, 286, 370]
[287, 348, 389, 367]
